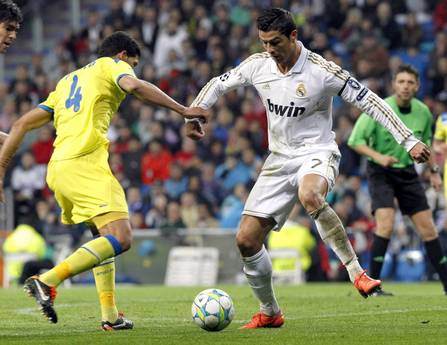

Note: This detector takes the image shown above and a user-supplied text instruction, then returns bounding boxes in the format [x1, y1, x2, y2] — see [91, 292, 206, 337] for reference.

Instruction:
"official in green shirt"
[348, 64, 447, 295]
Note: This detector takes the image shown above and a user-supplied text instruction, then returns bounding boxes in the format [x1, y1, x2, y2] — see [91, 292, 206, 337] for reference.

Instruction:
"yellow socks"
[93, 258, 118, 323]
[40, 235, 122, 287]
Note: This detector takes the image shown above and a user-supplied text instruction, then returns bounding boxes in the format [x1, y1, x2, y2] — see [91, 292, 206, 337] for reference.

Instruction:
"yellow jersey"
[39, 57, 136, 161]
[434, 112, 447, 144]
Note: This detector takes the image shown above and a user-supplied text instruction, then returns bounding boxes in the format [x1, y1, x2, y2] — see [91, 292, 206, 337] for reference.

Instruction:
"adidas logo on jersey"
[267, 99, 305, 118]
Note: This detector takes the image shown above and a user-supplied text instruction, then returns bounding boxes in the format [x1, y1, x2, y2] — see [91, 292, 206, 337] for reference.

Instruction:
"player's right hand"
[409, 142, 431, 163]
[377, 154, 399, 167]
[183, 106, 209, 124]
[185, 120, 205, 141]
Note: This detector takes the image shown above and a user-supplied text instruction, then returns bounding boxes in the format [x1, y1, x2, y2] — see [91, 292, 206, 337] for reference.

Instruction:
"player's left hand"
[185, 120, 205, 141]
[430, 170, 442, 192]
[183, 106, 209, 124]
[409, 142, 430, 163]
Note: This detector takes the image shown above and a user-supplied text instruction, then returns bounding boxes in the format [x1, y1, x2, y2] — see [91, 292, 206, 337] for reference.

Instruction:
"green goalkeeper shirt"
[348, 95, 433, 168]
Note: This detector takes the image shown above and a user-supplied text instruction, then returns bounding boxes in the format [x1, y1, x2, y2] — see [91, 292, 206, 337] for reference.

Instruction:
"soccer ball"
[191, 288, 235, 331]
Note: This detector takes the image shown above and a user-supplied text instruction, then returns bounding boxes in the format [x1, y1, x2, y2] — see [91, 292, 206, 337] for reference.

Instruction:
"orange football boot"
[354, 271, 381, 298]
[241, 312, 285, 329]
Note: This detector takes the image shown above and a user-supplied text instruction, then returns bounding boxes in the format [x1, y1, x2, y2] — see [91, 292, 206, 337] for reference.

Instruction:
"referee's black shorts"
[366, 161, 429, 216]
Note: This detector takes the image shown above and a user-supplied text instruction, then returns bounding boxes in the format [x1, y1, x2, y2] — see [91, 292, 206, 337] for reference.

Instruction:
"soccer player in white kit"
[186, 8, 430, 329]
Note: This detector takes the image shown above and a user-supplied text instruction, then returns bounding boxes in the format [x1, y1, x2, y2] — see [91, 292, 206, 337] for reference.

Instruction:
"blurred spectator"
[219, 183, 248, 229]
[180, 191, 200, 228]
[215, 154, 251, 192]
[31, 125, 54, 165]
[374, 1, 402, 50]
[160, 201, 186, 237]
[127, 186, 150, 215]
[352, 33, 389, 78]
[434, 0, 447, 32]
[141, 140, 172, 185]
[145, 194, 168, 229]
[164, 162, 188, 200]
[153, 19, 188, 76]
[140, 6, 159, 53]
[197, 202, 219, 228]
[401, 13, 423, 49]
[11, 152, 46, 222]
[268, 217, 316, 282]
[3, 223, 53, 286]
[122, 136, 143, 185]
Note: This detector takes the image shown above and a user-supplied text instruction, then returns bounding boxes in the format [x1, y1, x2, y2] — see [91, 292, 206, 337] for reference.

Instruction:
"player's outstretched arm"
[0, 107, 52, 202]
[340, 79, 430, 163]
[118, 75, 208, 122]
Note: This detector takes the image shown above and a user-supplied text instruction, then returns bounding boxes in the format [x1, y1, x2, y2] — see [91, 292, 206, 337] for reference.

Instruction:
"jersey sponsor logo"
[441, 112, 447, 124]
[267, 99, 305, 118]
[347, 78, 361, 90]
[356, 87, 369, 101]
[261, 83, 270, 90]
[296, 82, 307, 97]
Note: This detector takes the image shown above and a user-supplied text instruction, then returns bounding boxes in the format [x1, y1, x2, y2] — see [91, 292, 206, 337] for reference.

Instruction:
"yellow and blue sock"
[40, 234, 123, 287]
[93, 257, 118, 322]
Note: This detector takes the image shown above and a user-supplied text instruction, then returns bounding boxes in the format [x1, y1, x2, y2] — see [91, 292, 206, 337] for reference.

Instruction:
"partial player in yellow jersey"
[0, 31, 207, 330]
[0, 0, 22, 148]
[433, 99, 447, 234]
[434, 107, 447, 184]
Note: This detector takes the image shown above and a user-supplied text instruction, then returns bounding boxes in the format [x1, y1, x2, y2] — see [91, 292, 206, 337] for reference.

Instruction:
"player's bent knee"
[299, 189, 325, 213]
[116, 228, 133, 252]
[236, 231, 262, 256]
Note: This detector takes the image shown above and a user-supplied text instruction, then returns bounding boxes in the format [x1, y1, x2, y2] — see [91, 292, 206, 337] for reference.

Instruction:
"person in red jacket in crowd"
[434, 0, 447, 32]
[141, 139, 172, 185]
[31, 125, 54, 164]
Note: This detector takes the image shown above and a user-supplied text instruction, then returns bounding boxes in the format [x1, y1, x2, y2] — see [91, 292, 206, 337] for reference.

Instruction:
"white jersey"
[191, 42, 419, 156]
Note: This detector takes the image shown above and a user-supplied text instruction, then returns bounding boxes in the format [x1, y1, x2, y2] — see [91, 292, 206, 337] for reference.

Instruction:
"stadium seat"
[164, 246, 219, 286]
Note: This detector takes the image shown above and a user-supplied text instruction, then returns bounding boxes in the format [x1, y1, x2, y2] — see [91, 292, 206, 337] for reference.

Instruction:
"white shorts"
[243, 150, 340, 230]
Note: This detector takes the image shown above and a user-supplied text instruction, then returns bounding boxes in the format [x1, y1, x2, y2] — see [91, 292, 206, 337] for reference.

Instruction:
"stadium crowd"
[1, 0, 447, 281]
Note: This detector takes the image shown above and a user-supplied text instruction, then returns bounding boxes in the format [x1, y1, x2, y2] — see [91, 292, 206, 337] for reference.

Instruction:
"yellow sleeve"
[38, 89, 59, 114]
[103, 58, 136, 92]
[434, 114, 447, 142]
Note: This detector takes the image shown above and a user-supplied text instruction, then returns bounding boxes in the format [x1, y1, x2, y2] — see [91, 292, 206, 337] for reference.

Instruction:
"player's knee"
[108, 226, 132, 253]
[236, 231, 261, 257]
[375, 226, 393, 239]
[419, 226, 438, 242]
[299, 189, 325, 213]
[118, 228, 133, 252]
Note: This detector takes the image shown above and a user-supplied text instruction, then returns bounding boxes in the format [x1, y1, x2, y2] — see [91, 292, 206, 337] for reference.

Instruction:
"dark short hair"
[393, 64, 419, 81]
[0, 0, 22, 23]
[98, 31, 141, 58]
[256, 8, 296, 37]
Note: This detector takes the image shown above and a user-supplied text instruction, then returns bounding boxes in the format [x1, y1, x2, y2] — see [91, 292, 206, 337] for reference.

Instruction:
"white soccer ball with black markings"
[191, 288, 235, 331]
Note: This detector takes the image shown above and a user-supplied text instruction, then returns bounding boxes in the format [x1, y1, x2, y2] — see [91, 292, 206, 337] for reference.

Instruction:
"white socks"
[242, 246, 280, 316]
[311, 203, 363, 282]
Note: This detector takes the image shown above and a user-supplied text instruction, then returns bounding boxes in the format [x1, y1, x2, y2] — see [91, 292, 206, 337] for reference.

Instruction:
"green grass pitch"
[1, 283, 446, 345]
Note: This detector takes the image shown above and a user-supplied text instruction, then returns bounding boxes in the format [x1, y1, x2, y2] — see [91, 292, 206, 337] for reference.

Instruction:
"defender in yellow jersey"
[0, 31, 207, 329]
[434, 110, 447, 196]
